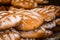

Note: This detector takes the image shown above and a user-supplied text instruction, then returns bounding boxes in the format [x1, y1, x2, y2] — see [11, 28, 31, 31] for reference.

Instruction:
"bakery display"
[0, 0, 60, 40]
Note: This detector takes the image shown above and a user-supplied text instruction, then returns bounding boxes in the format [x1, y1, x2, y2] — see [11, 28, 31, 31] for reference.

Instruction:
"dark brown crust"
[0, 6, 6, 11]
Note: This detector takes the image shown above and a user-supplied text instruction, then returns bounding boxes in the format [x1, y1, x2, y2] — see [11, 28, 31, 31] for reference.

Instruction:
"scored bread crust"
[0, 28, 20, 40]
[31, 8, 55, 22]
[11, 0, 37, 9]
[44, 5, 60, 17]
[41, 21, 56, 29]
[20, 27, 52, 38]
[0, 11, 22, 30]
[17, 10, 44, 31]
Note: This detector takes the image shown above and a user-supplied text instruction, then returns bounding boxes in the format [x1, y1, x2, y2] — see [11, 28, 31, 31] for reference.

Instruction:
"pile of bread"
[0, 0, 60, 40]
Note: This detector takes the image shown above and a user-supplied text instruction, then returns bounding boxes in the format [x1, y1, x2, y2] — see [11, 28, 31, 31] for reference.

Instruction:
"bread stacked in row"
[0, 0, 60, 40]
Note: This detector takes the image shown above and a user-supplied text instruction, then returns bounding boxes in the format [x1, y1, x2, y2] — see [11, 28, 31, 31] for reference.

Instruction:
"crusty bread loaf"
[0, 0, 11, 4]
[44, 5, 60, 17]
[20, 27, 52, 38]
[11, 0, 37, 9]
[17, 10, 44, 31]
[0, 11, 22, 30]
[31, 8, 55, 22]
[0, 28, 20, 40]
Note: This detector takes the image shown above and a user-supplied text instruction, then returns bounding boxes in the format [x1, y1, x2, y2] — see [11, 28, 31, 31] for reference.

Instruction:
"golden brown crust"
[0, 0, 11, 4]
[35, 0, 49, 4]
[41, 21, 56, 29]
[0, 28, 20, 40]
[0, 11, 22, 30]
[44, 5, 60, 17]
[17, 10, 44, 31]
[31, 8, 55, 22]
[11, 0, 37, 9]
[9, 6, 24, 12]
[20, 28, 52, 38]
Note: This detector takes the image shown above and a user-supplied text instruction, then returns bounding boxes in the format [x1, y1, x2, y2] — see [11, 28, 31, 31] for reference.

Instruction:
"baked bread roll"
[44, 5, 60, 17]
[17, 10, 44, 31]
[41, 21, 56, 29]
[9, 8, 44, 31]
[31, 8, 55, 22]
[0, 28, 20, 40]
[20, 27, 52, 38]
[0, 0, 11, 4]
[0, 11, 22, 30]
[11, 0, 37, 9]
[35, 0, 49, 4]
